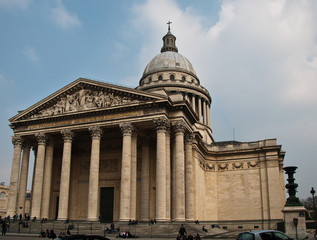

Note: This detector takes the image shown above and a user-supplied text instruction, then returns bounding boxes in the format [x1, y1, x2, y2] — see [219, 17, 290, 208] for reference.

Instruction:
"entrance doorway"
[100, 187, 114, 223]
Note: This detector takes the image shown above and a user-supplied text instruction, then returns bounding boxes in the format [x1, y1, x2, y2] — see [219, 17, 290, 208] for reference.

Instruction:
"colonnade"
[185, 93, 211, 127]
[7, 118, 195, 222]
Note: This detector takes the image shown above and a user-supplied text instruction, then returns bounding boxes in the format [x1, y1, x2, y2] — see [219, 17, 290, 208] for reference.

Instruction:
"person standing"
[1, 221, 8, 236]
[179, 224, 187, 240]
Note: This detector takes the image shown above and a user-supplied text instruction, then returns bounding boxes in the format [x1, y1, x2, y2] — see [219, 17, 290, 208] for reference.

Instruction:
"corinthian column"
[17, 142, 31, 216]
[41, 138, 54, 219]
[191, 95, 196, 113]
[173, 121, 186, 221]
[130, 130, 137, 220]
[203, 99, 207, 125]
[31, 133, 47, 218]
[198, 97, 202, 123]
[57, 129, 73, 220]
[119, 123, 133, 221]
[7, 136, 23, 217]
[140, 138, 150, 221]
[154, 118, 168, 221]
[166, 125, 171, 221]
[87, 126, 102, 221]
[185, 133, 194, 221]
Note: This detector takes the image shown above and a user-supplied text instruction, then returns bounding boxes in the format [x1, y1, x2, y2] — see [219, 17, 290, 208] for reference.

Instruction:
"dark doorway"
[100, 187, 114, 223]
[55, 196, 59, 220]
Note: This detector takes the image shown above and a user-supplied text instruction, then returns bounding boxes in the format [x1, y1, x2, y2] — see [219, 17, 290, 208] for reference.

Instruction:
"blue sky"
[1, 0, 317, 199]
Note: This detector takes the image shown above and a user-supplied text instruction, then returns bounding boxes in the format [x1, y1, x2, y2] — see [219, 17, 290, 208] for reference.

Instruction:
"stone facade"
[7, 28, 285, 229]
[0, 184, 9, 218]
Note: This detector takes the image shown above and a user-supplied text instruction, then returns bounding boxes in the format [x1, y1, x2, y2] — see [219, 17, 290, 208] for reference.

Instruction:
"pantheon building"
[7, 27, 286, 229]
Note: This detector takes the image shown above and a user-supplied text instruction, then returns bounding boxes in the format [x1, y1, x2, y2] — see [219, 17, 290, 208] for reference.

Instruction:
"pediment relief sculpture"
[29, 88, 141, 119]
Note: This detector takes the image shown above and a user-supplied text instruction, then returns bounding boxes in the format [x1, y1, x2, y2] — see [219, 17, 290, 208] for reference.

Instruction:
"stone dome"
[142, 51, 197, 79]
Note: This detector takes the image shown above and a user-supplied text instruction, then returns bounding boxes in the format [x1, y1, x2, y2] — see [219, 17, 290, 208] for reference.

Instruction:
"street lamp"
[311, 187, 316, 236]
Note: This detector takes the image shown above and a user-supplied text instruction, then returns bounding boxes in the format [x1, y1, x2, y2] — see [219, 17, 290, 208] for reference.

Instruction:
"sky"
[0, 0, 316, 199]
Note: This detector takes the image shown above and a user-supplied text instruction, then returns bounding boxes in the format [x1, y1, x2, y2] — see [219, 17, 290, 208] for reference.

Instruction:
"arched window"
[170, 74, 175, 80]
[166, 39, 169, 44]
[158, 75, 163, 81]
[0, 192, 5, 199]
[182, 76, 186, 81]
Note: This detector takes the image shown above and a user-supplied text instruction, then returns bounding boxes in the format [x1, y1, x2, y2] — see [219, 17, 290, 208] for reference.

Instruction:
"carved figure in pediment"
[30, 88, 141, 118]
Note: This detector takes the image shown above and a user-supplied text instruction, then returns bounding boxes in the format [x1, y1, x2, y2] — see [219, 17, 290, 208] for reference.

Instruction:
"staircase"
[7, 220, 225, 238]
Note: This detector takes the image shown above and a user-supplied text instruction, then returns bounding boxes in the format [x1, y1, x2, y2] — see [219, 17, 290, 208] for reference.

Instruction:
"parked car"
[56, 235, 110, 240]
[236, 230, 294, 240]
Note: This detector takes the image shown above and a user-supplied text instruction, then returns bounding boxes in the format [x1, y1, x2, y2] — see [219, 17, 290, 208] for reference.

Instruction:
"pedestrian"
[179, 224, 187, 240]
[1, 221, 8, 236]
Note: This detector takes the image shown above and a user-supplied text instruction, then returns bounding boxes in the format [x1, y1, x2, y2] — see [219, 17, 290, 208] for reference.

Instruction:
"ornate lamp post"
[283, 166, 302, 206]
[311, 187, 316, 236]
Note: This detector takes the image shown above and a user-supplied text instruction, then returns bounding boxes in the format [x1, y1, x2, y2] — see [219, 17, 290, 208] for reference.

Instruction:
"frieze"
[232, 162, 244, 169]
[206, 162, 215, 170]
[17, 110, 142, 132]
[29, 89, 140, 119]
[217, 163, 229, 170]
[247, 161, 258, 168]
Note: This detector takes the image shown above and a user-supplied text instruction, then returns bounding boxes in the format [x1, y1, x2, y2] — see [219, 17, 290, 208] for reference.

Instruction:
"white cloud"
[0, 0, 32, 9]
[51, 0, 81, 29]
[0, 73, 15, 87]
[24, 45, 38, 62]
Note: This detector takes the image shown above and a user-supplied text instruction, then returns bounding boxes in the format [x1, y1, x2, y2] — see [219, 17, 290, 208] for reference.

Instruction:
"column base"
[86, 217, 99, 222]
[173, 218, 186, 222]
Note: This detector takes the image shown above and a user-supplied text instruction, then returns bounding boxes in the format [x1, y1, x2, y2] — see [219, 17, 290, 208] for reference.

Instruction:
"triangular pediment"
[10, 78, 167, 122]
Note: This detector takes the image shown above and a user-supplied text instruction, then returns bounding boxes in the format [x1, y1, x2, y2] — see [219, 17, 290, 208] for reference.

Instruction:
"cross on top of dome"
[161, 21, 178, 53]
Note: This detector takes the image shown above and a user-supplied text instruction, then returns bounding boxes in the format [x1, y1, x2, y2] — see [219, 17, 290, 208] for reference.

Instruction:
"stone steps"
[7, 221, 225, 237]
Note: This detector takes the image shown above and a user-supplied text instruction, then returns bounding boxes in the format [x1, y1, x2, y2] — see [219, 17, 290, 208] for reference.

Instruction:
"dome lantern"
[161, 21, 178, 53]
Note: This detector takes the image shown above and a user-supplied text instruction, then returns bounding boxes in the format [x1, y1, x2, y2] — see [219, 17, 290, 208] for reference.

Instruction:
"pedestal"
[282, 206, 307, 239]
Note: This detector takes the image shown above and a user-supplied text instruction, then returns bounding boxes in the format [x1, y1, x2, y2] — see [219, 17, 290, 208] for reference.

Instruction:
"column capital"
[22, 140, 31, 149]
[35, 132, 47, 144]
[11, 135, 23, 147]
[172, 121, 186, 134]
[89, 126, 103, 139]
[185, 133, 194, 144]
[154, 118, 169, 131]
[61, 129, 74, 142]
[119, 123, 134, 135]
